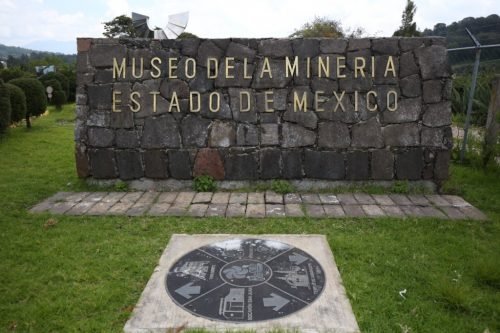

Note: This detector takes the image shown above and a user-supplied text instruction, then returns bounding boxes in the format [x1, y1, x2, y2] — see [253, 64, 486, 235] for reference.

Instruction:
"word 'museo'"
[111, 55, 399, 113]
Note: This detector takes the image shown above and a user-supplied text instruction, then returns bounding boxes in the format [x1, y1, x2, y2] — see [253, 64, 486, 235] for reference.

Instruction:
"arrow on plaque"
[263, 293, 290, 311]
[175, 282, 201, 299]
[289, 252, 308, 265]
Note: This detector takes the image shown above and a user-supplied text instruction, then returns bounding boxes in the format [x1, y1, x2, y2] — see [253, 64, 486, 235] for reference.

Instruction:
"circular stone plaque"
[165, 238, 326, 322]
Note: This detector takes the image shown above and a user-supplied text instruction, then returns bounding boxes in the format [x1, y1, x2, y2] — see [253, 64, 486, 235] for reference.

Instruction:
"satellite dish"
[131, 11, 189, 39]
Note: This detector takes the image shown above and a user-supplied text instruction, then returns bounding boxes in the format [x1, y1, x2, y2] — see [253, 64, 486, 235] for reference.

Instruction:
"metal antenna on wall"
[131, 11, 189, 39]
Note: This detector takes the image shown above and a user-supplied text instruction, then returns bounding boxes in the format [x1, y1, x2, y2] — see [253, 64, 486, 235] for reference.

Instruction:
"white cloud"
[0, 0, 498, 53]
[105, 0, 130, 19]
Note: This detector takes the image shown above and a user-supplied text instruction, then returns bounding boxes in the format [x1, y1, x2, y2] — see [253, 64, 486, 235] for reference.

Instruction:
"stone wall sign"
[76, 37, 452, 182]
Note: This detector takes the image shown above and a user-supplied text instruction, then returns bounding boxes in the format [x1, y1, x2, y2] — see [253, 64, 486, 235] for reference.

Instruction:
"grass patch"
[475, 259, 500, 290]
[431, 278, 476, 313]
[0, 104, 499, 332]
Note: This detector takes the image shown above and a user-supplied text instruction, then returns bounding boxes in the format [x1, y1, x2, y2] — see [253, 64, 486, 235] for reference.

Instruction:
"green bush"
[51, 90, 67, 110]
[271, 179, 295, 194]
[42, 79, 62, 92]
[0, 79, 12, 134]
[451, 73, 493, 127]
[9, 78, 47, 128]
[58, 68, 76, 102]
[193, 175, 217, 192]
[0, 67, 31, 82]
[39, 72, 69, 99]
[5, 83, 27, 123]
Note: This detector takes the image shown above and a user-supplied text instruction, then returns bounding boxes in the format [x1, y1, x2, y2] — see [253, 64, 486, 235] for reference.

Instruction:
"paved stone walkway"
[29, 191, 488, 220]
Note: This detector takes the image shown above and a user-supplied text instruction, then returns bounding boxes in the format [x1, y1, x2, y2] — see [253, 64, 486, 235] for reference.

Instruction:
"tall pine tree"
[393, 0, 421, 37]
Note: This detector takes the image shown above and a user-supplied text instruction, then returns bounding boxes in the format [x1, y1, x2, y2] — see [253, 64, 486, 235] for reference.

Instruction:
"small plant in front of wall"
[271, 179, 295, 194]
[193, 175, 217, 192]
[114, 180, 129, 191]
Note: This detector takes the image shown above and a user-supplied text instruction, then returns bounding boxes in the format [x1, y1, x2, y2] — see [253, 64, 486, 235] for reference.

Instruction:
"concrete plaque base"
[124, 234, 359, 333]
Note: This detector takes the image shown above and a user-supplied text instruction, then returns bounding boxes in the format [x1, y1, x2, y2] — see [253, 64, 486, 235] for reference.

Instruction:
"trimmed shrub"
[0, 79, 12, 134]
[41, 79, 64, 108]
[5, 83, 27, 123]
[39, 72, 69, 99]
[52, 90, 67, 110]
[0, 67, 31, 82]
[9, 78, 47, 128]
[42, 79, 62, 92]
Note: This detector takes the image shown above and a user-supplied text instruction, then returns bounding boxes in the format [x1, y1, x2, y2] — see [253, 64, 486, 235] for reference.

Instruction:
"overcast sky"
[0, 0, 498, 54]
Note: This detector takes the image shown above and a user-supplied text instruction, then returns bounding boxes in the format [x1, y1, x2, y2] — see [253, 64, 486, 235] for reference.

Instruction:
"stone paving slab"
[30, 192, 488, 220]
[265, 191, 283, 204]
[192, 192, 213, 204]
[226, 203, 246, 217]
[266, 204, 286, 217]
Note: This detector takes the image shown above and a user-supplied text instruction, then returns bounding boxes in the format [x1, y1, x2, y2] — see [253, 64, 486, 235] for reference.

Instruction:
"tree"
[9, 78, 47, 128]
[39, 72, 69, 100]
[290, 17, 344, 38]
[51, 90, 67, 110]
[0, 79, 12, 134]
[393, 0, 421, 37]
[103, 15, 136, 38]
[178, 32, 198, 39]
[0, 67, 30, 82]
[5, 83, 27, 123]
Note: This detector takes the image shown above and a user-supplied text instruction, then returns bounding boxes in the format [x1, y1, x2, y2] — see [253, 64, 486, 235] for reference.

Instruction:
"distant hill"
[422, 14, 500, 47]
[0, 43, 76, 68]
[0, 44, 38, 59]
[422, 14, 500, 73]
[0, 43, 76, 59]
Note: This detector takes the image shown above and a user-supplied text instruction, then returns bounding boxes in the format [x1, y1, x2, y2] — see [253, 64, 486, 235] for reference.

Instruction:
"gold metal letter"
[293, 91, 308, 112]
[366, 91, 378, 111]
[209, 92, 220, 112]
[264, 91, 274, 112]
[150, 57, 162, 79]
[240, 91, 251, 112]
[315, 91, 325, 112]
[112, 90, 122, 112]
[185, 58, 196, 79]
[371, 56, 375, 77]
[132, 57, 144, 79]
[260, 57, 272, 78]
[207, 58, 218, 79]
[333, 91, 346, 112]
[286, 56, 298, 77]
[130, 91, 141, 112]
[150, 91, 160, 113]
[354, 57, 366, 78]
[243, 58, 252, 79]
[318, 56, 330, 78]
[169, 92, 180, 112]
[168, 58, 178, 78]
[336, 56, 346, 78]
[354, 91, 359, 112]
[384, 56, 396, 77]
[387, 90, 398, 111]
[190, 91, 201, 112]
[225, 57, 235, 79]
[113, 57, 126, 79]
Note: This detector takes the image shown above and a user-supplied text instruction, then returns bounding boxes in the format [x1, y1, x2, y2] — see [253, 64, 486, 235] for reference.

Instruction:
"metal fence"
[446, 29, 500, 163]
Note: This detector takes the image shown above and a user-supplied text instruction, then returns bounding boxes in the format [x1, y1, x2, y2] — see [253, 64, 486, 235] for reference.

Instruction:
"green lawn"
[0, 105, 499, 333]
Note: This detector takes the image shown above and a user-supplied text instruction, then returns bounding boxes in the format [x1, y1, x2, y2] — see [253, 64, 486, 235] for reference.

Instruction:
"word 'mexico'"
[112, 55, 397, 80]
